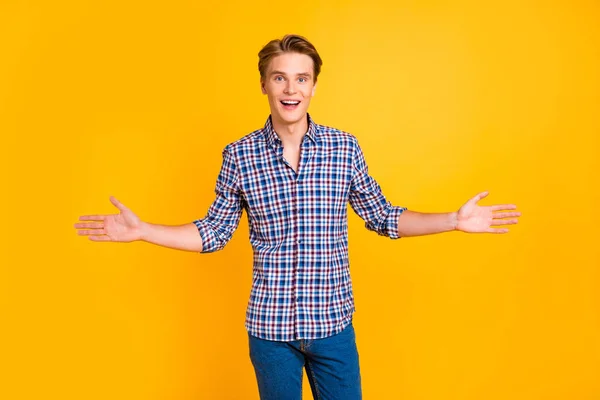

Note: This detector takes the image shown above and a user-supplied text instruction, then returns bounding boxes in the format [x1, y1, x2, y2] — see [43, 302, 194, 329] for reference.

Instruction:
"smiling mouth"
[280, 100, 301, 110]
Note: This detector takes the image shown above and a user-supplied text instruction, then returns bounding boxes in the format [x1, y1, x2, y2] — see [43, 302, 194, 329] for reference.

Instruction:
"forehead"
[267, 52, 314, 76]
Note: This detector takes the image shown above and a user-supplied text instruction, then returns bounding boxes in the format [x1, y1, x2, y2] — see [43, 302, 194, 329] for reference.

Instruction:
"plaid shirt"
[193, 114, 406, 341]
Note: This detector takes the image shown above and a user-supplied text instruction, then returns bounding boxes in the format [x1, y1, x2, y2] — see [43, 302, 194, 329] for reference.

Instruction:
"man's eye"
[275, 76, 284, 81]
[298, 78, 306, 83]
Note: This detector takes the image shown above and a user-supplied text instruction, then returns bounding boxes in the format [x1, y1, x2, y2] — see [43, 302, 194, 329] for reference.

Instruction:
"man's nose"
[284, 81, 296, 94]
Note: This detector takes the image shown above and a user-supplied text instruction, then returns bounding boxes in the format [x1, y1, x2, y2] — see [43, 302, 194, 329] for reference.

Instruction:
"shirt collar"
[263, 113, 319, 149]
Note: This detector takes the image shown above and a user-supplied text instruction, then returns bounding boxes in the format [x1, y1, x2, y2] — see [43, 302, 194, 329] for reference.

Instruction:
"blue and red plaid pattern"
[193, 114, 406, 341]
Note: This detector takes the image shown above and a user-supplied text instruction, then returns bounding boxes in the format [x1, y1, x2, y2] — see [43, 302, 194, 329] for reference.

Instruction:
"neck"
[271, 114, 308, 147]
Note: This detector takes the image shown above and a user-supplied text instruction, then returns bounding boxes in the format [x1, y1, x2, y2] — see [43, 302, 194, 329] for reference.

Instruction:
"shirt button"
[297, 240, 302, 245]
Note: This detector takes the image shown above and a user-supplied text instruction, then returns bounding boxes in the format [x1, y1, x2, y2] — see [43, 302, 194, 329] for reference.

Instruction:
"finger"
[492, 212, 521, 219]
[89, 235, 112, 241]
[79, 215, 106, 221]
[486, 227, 509, 233]
[74, 222, 104, 229]
[77, 229, 106, 235]
[491, 204, 517, 211]
[490, 219, 518, 226]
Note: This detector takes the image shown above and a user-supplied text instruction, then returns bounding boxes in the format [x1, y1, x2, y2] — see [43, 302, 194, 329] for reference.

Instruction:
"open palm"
[74, 196, 142, 242]
[456, 191, 520, 233]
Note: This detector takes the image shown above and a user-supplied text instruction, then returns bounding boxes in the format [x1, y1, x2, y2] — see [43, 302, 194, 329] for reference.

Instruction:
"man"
[74, 34, 520, 400]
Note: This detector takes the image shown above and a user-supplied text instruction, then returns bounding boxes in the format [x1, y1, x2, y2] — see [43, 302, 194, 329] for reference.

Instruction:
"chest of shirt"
[237, 142, 355, 220]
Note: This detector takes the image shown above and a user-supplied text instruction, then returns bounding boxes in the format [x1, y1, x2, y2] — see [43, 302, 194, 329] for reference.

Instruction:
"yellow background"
[1, 0, 599, 399]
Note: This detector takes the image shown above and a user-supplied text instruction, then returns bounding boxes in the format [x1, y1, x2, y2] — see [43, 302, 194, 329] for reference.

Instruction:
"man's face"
[261, 52, 317, 126]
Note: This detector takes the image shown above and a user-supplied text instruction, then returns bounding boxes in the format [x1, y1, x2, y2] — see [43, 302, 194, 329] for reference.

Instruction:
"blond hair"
[258, 34, 323, 82]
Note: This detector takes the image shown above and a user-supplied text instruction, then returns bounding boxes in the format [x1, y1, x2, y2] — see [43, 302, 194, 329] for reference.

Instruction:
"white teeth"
[282, 101, 300, 105]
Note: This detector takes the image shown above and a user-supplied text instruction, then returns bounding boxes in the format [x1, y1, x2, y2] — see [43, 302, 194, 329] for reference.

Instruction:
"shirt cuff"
[387, 206, 407, 239]
[192, 219, 216, 253]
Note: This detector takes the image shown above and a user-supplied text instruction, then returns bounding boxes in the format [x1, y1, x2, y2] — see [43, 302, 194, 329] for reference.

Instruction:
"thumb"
[473, 190, 489, 203]
[109, 195, 128, 212]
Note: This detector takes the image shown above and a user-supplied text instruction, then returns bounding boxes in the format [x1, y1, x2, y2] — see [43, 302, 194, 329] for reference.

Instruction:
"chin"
[276, 109, 308, 124]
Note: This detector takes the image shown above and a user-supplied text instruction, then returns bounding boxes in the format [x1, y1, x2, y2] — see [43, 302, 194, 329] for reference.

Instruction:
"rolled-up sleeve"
[348, 139, 407, 239]
[192, 145, 244, 253]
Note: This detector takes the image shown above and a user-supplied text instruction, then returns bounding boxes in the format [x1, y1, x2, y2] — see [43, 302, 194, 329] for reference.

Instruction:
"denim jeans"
[248, 322, 362, 400]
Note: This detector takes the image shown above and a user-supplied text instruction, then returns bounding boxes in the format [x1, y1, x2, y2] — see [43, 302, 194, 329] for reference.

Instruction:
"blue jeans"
[248, 322, 362, 400]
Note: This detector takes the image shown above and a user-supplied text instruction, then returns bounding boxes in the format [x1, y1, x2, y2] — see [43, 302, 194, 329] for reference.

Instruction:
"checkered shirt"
[193, 114, 406, 341]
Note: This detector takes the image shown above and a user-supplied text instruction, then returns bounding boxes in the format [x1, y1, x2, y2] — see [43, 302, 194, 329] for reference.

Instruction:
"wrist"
[137, 221, 151, 242]
[450, 212, 458, 231]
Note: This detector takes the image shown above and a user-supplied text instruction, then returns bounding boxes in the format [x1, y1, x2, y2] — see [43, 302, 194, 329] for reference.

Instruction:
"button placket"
[292, 174, 301, 338]
[292, 140, 312, 340]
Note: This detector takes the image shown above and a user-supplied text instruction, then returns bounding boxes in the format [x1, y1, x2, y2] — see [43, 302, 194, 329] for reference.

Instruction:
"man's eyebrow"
[269, 70, 312, 77]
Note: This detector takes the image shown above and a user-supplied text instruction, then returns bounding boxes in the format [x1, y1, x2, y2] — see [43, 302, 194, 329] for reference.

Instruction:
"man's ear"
[261, 80, 267, 95]
[312, 82, 317, 96]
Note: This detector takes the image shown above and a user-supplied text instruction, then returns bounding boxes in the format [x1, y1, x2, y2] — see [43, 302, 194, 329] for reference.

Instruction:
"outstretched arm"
[397, 191, 520, 237]
[74, 146, 244, 253]
[74, 196, 204, 252]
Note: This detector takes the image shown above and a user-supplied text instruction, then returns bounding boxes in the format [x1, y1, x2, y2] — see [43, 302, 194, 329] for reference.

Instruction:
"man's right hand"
[74, 196, 143, 242]
[74, 196, 204, 252]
